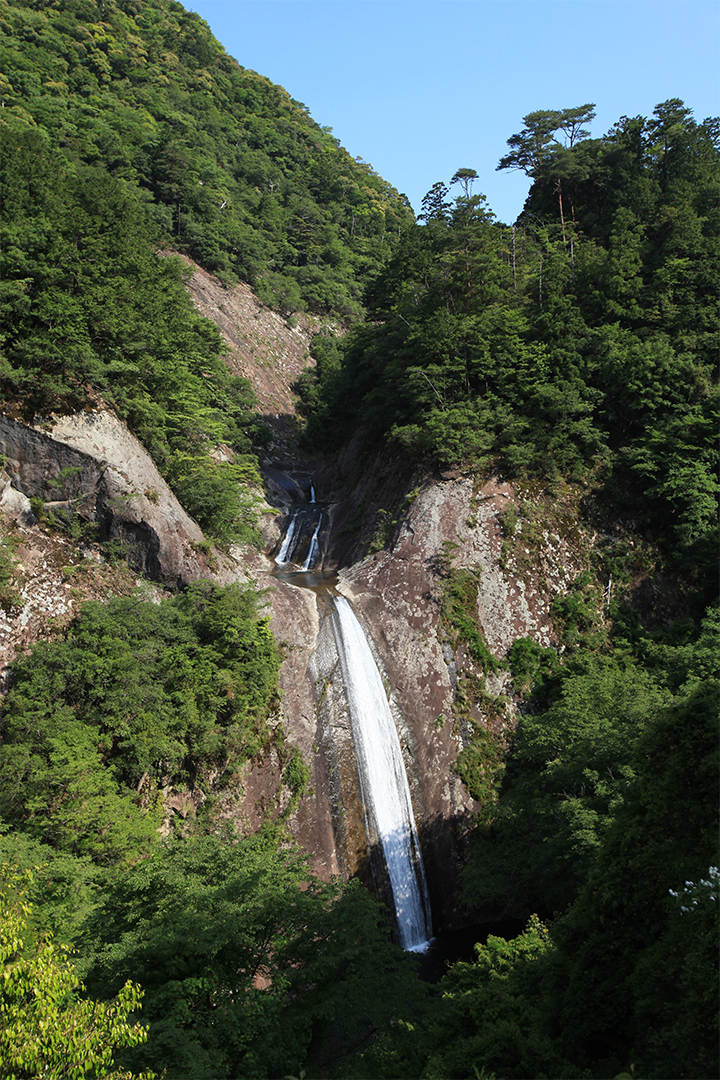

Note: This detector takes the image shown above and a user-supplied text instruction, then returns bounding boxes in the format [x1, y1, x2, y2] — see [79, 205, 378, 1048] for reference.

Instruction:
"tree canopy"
[0, 583, 282, 865]
[0, 0, 412, 321]
[297, 99, 718, 584]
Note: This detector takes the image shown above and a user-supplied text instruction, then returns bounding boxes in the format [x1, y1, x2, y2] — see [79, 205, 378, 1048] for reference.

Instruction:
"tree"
[82, 830, 425, 1079]
[497, 109, 565, 178]
[497, 105, 596, 178]
[0, 867, 151, 1079]
[498, 105, 595, 244]
[461, 659, 669, 917]
[450, 167, 479, 198]
[0, 586, 282, 865]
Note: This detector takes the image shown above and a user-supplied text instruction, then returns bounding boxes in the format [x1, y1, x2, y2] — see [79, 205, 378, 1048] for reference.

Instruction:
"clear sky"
[186, 0, 720, 224]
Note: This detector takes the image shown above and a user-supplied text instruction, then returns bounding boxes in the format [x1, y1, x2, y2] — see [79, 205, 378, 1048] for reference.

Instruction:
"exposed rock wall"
[177, 255, 325, 461]
[0, 256, 592, 932]
[0, 515, 157, 678]
[0, 411, 233, 587]
[239, 467, 586, 929]
[324, 473, 583, 927]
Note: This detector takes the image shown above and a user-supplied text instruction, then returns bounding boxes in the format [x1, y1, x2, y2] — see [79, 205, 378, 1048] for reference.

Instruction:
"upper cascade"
[274, 505, 325, 570]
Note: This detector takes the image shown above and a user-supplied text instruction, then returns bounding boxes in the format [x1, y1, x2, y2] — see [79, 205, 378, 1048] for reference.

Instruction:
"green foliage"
[440, 566, 498, 675]
[81, 830, 426, 1079]
[0, 583, 281, 864]
[506, 636, 560, 700]
[281, 746, 310, 803]
[553, 677, 719, 1078]
[374, 607, 719, 1080]
[0, 0, 412, 322]
[0, 824, 100, 946]
[462, 657, 671, 918]
[550, 569, 606, 649]
[0, 866, 151, 1079]
[0, 532, 23, 611]
[0, 0, 413, 543]
[166, 453, 264, 547]
[298, 101, 718, 577]
[1, 21, 717, 1079]
[451, 728, 505, 808]
[368, 915, 568, 1080]
[0, 124, 270, 544]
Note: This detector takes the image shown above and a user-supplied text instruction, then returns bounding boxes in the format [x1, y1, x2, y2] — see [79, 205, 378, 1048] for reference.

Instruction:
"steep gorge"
[0, 255, 592, 934]
[180, 258, 595, 931]
[260, 461, 588, 930]
[1, 1, 715, 1067]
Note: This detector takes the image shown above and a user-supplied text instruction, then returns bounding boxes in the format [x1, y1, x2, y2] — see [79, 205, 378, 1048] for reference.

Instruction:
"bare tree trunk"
[570, 231, 576, 287]
[556, 178, 567, 248]
[512, 224, 517, 291]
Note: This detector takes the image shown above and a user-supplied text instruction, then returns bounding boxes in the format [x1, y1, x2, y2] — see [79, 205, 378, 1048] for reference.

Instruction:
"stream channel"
[271, 473, 432, 952]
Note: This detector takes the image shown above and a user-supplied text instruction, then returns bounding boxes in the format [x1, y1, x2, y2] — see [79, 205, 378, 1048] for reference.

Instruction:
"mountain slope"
[0, 0, 413, 320]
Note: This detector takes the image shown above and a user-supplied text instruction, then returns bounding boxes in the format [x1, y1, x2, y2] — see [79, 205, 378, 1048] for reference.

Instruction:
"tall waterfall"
[332, 596, 432, 951]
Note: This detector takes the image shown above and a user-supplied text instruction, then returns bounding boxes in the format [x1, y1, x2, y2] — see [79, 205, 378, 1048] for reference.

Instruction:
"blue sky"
[187, 0, 720, 224]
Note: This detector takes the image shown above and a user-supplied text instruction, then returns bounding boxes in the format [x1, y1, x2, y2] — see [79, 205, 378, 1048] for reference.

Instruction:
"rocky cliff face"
[0, 407, 242, 676]
[259, 467, 587, 927]
[0, 410, 240, 587]
[178, 254, 327, 462]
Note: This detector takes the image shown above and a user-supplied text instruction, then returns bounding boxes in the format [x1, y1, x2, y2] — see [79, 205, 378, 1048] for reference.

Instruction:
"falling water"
[332, 596, 432, 951]
[302, 515, 323, 571]
[275, 506, 322, 568]
[275, 513, 299, 565]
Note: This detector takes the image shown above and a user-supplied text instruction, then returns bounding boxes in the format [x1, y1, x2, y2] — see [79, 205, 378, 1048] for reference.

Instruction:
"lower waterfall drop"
[332, 595, 432, 951]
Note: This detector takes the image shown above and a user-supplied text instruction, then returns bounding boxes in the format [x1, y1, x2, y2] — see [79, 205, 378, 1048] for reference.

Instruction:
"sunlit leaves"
[0, 585, 281, 863]
[0, 867, 151, 1079]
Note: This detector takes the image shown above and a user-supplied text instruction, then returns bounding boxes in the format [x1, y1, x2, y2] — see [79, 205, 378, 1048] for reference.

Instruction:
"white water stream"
[270, 475, 432, 949]
[332, 596, 432, 951]
[275, 513, 299, 565]
[302, 515, 323, 571]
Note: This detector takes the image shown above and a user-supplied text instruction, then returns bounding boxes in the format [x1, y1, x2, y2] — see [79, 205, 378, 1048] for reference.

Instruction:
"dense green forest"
[294, 102, 719, 1077]
[298, 102, 718, 587]
[0, 0, 410, 316]
[293, 101, 719, 1079]
[1, 0, 718, 1076]
[0, 0, 411, 542]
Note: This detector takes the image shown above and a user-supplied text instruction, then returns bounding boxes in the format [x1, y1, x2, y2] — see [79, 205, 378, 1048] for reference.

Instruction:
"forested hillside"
[0, 0, 410, 316]
[297, 101, 719, 1079]
[0, 0, 411, 539]
[0, 1, 718, 1077]
[299, 102, 718, 589]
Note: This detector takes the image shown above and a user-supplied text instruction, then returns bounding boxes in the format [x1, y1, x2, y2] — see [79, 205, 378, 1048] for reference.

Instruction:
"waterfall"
[332, 596, 432, 951]
[275, 512, 299, 565]
[302, 515, 323, 571]
[271, 484, 431, 949]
